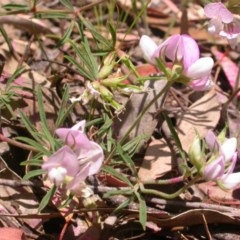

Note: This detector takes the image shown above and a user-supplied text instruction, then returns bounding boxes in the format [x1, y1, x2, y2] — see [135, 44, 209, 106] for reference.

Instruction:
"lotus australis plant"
[189, 130, 240, 189]
[139, 34, 214, 91]
[204, 2, 240, 48]
[42, 120, 104, 196]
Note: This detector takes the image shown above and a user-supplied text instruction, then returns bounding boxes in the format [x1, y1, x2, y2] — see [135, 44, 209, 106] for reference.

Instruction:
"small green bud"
[99, 85, 113, 101]
[101, 75, 127, 87]
[98, 52, 116, 79]
[188, 135, 204, 171]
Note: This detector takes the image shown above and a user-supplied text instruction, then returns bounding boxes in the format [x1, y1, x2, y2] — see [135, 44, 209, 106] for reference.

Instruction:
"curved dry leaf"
[0, 14, 56, 35]
[152, 209, 240, 227]
[176, 90, 221, 152]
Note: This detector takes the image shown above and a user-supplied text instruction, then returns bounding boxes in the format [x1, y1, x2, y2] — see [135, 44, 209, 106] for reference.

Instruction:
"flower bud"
[98, 52, 116, 79]
[188, 135, 204, 170]
[101, 75, 127, 87]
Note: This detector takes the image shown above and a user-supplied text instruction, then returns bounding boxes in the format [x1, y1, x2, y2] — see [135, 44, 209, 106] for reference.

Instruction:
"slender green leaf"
[23, 169, 45, 179]
[19, 111, 43, 143]
[102, 165, 133, 187]
[60, 0, 74, 10]
[15, 136, 49, 154]
[81, 41, 98, 78]
[108, 23, 116, 48]
[36, 85, 56, 150]
[103, 188, 133, 198]
[38, 186, 57, 212]
[98, 114, 113, 137]
[35, 11, 72, 19]
[64, 55, 94, 80]
[2, 4, 29, 11]
[6, 66, 26, 88]
[21, 160, 42, 166]
[116, 143, 137, 176]
[113, 195, 134, 213]
[68, 40, 98, 79]
[122, 134, 149, 157]
[79, 15, 112, 49]
[57, 21, 75, 47]
[0, 25, 13, 52]
[135, 191, 147, 230]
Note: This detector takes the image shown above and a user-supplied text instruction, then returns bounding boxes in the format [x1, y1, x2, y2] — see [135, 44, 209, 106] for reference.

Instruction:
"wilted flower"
[143, 34, 214, 90]
[42, 120, 104, 195]
[204, 2, 240, 48]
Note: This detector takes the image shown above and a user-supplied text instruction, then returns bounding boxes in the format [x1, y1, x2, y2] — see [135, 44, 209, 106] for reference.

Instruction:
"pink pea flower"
[42, 145, 79, 186]
[203, 156, 225, 180]
[56, 120, 104, 176]
[219, 19, 240, 48]
[152, 34, 214, 91]
[218, 152, 240, 189]
[205, 130, 237, 163]
[203, 131, 240, 189]
[42, 121, 104, 194]
[204, 2, 240, 48]
[204, 2, 233, 24]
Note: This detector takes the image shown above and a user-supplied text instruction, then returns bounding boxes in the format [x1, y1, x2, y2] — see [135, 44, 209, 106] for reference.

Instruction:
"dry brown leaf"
[176, 90, 221, 152]
[0, 157, 41, 230]
[0, 227, 26, 240]
[138, 139, 171, 181]
[152, 209, 240, 227]
[139, 90, 221, 181]
[113, 79, 167, 145]
[197, 182, 240, 206]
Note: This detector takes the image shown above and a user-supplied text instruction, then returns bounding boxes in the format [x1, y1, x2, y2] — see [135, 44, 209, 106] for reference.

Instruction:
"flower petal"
[189, 75, 214, 91]
[218, 171, 240, 189]
[71, 120, 86, 132]
[204, 3, 233, 23]
[181, 35, 200, 69]
[139, 35, 158, 63]
[205, 130, 221, 153]
[208, 18, 223, 34]
[86, 141, 104, 175]
[221, 137, 237, 162]
[56, 128, 91, 155]
[185, 57, 214, 80]
[153, 34, 181, 62]
[203, 156, 225, 180]
[153, 34, 199, 69]
[42, 146, 79, 177]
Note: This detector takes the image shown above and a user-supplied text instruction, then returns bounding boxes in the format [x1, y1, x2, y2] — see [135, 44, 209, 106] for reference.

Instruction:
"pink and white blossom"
[204, 2, 233, 24]
[151, 34, 214, 91]
[204, 2, 240, 48]
[42, 121, 104, 194]
[42, 145, 79, 186]
[203, 131, 240, 189]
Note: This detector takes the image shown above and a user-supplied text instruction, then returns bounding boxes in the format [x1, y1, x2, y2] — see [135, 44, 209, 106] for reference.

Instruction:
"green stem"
[105, 80, 173, 164]
[142, 175, 184, 185]
[139, 175, 200, 199]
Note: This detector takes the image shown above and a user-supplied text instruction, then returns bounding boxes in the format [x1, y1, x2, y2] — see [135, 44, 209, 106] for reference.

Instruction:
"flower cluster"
[204, 2, 240, 48]
[189, 130, 240, 189]
[42, 120, 104, 196]
[139, 34, 214, 91]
